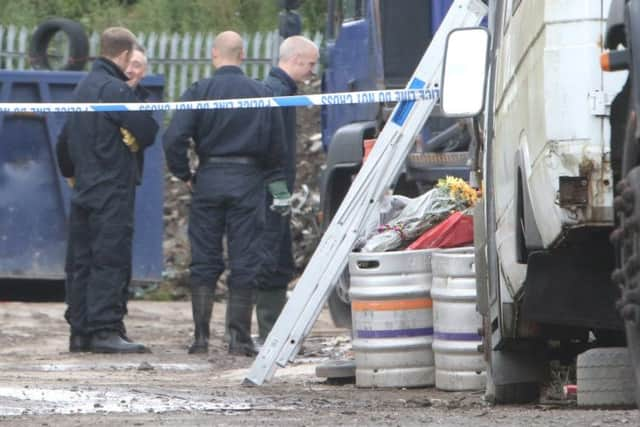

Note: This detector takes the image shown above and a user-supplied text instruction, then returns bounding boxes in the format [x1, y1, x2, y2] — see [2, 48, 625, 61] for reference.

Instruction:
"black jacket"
[264, 67, 298, 189]
[57, 83, 154, 182]
[58, 57, 158, 202]
[163, 66, 286, 183]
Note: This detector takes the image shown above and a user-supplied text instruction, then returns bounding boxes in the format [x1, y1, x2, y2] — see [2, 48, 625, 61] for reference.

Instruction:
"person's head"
[100, 27, 137, 72]
[125, 44, 148, 88]
[212, 31, 244, 68]
[278, 36, 319, 83]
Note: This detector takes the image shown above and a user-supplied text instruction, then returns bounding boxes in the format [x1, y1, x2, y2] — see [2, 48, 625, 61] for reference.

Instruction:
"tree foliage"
[0, 0, 326, 34]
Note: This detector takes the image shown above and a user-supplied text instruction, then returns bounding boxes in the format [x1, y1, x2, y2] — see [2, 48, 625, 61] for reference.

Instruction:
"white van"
[442, 0, 628, 403]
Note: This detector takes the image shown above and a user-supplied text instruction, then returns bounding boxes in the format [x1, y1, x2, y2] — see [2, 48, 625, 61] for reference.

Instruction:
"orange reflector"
[600, 52, 610, 71]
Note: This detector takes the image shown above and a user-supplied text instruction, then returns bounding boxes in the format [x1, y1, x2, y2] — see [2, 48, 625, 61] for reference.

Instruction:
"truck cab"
[319, 0, 473, 325]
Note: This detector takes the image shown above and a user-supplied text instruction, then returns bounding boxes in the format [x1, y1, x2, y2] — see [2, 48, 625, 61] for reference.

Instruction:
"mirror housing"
[441, 27, 490, 117]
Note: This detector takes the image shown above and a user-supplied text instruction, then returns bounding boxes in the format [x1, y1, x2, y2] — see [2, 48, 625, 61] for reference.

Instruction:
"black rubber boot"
[90, 330, 150, 354]
[228, 288, 257, 357]
[118, 321, 132, 343]
[188, 286, 214, 354]
[69, 333, 91, 352]
[256, 288, 287, 341]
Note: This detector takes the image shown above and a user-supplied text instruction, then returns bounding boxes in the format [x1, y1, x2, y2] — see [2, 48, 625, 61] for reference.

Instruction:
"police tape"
[0, 87, 439, 113]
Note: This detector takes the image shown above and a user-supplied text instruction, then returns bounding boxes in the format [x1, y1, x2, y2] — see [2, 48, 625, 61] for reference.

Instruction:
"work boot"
[228, 288, 257, 357]
[90, 330, 150, 354]
[118, 321, 132, 343]
[69, 333, 90, 353]
[256, 287, 287, 341]
[188, 286, 214, 354]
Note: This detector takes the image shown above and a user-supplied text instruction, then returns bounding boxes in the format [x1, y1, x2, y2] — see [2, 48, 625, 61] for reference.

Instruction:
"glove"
[120, 128, 139, 152]
[268, 180, 291, 216]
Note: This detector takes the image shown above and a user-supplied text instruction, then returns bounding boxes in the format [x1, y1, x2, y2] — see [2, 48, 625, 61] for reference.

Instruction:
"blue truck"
[303, 0, 471, 326]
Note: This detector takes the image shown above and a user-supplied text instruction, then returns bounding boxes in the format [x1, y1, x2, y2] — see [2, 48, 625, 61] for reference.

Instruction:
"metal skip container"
[349, 249, 435, 388]
[431, 248, 486, 391]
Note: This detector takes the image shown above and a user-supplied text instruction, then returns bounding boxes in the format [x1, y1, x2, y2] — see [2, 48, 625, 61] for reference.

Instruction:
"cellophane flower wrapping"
[361, 176, 478, 252]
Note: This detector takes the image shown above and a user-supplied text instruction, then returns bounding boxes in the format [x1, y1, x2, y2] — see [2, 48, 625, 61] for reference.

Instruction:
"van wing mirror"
[441, 27, 490, 117]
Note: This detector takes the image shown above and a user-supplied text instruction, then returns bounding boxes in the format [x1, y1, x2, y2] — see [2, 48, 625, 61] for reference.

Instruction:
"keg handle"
[356, 260, 380, 270]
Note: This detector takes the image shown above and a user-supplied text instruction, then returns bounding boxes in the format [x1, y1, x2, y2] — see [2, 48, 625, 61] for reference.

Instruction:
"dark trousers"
[256, 192, 295, 290]
[64, 187, 135, 335]
[188, 164, 265, 290]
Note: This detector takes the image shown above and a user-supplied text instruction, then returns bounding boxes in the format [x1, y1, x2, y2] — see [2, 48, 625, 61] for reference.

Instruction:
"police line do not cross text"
[0, 87, 440, 114]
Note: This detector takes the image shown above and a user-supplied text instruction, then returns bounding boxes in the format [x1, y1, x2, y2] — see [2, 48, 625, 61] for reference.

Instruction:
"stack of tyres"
[431, 247, 486, 391]
[349, 249, 436, 388]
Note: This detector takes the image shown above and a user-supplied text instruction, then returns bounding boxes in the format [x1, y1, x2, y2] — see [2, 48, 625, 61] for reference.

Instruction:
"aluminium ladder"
[244, 0, 488, 386]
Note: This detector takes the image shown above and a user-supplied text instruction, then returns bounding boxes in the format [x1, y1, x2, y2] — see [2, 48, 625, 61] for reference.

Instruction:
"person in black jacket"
[163, 31, 287, 356]
[60, 27, 158, 354]
[254, 36, 318, 344]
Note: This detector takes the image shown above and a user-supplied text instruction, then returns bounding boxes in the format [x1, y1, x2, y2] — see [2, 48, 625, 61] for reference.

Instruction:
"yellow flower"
[436, 176, 477, 207]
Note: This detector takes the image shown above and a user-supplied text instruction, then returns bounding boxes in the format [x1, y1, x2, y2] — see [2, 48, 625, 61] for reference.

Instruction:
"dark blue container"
[0, 70, 164, 283]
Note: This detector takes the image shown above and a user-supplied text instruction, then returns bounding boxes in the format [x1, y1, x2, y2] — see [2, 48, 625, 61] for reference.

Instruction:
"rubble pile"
[162, 79, 325, 294]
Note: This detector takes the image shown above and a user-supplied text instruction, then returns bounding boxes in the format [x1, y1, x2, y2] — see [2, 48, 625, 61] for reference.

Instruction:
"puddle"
[0, 362, 210, 372]
[0, 386, 254, 416]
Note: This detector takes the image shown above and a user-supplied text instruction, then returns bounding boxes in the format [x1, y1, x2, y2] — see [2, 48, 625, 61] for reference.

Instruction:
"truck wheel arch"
[514, 149, 543, 264]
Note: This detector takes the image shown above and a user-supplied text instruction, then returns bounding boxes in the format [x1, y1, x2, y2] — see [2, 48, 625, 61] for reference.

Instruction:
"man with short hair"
[117, 43, 152, 337]
[62, 27, 158, 354]
[125, 44, 148, 94]
[164, 31, 287, 356]
[254, 35, 319, 343]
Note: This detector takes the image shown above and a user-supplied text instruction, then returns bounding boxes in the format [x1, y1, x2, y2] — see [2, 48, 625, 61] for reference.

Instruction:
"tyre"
[481, 316, 542, 404]
[494, 382, 540, 405]
[29, 18, 89, 71]
[328, 268, 352, 328]
[577, 347, 637, 407]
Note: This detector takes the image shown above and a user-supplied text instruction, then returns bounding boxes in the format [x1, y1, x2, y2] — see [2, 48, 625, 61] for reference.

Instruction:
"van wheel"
[481, 317, 542, 404]
[29, 18, 89, 71]
[328, 269, 351, 328]
[494, 382, 540, 404]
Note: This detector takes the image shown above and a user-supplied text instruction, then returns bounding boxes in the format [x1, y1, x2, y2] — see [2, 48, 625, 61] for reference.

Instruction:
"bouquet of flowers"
[361, 176, 478, 252]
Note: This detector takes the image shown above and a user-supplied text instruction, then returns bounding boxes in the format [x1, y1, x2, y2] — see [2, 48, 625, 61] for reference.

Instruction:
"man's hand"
[268, 180, 291, 216]
[120, 128, 140, 152]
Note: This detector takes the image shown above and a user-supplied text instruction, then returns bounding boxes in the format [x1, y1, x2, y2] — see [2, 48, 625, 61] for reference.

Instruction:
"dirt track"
[0, 301, 637, 426]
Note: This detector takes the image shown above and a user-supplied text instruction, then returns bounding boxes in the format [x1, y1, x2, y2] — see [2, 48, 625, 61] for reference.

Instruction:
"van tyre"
[493, 382, 539, 405]
[328, 269, 352, 328]
[481, 317, 542, 404]
[29, 18, 89, 71]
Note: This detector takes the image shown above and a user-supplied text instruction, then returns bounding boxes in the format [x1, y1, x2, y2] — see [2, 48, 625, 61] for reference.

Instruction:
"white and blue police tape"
[0, 87, 439, 113]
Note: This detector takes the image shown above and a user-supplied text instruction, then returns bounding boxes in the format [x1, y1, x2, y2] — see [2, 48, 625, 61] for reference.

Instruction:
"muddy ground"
[0, 301, 637, 426]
